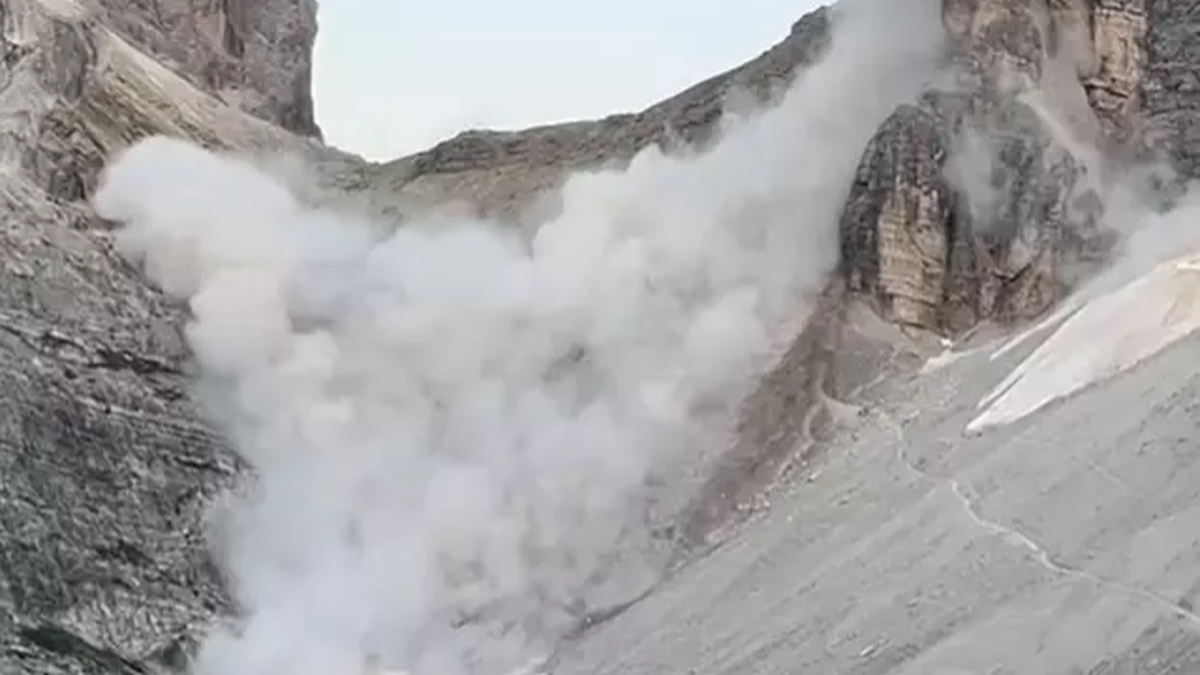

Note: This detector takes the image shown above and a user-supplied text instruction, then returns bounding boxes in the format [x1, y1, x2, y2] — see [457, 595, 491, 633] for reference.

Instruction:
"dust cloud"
[92, 0, 944, 673]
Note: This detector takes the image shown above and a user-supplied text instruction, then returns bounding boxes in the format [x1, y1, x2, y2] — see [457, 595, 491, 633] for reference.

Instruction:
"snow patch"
[922, 343, 986, 374]
[31, 0, 88, 21]
[968, 250, 1200, 432]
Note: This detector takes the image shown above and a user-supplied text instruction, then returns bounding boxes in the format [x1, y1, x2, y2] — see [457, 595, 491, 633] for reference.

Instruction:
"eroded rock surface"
[98, 0, 322, 137]
[833, 0, 1200, 335]
[0, 1, 344, 672]
[1141, 0, 1200, 176]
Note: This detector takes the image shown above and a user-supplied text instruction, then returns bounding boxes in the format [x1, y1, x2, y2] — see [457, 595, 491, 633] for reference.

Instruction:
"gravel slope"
[550, 308, 1200, 674]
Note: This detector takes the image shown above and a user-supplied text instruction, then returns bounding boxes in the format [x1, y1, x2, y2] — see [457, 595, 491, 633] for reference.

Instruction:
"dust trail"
[92, 1, 943, 673]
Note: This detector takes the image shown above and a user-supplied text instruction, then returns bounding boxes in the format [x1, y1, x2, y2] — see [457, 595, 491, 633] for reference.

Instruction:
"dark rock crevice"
[18, 623, 152, 675]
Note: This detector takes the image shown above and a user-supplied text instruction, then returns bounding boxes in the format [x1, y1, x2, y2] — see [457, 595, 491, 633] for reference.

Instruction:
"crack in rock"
[0, 310, 181, 377]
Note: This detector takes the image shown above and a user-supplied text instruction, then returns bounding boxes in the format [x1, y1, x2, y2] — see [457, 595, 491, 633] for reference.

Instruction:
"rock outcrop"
[837, 0, 1197, 333]
[97, 0, 322, 137]
[0, 1, 347, 672]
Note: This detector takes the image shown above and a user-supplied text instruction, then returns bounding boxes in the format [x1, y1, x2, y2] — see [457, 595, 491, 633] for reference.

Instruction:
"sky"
[312, 1, 825, 161]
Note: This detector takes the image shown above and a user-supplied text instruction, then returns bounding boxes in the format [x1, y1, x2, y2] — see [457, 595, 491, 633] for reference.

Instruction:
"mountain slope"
[551, 300, 1200, 674]
[96, 0, 322, 137]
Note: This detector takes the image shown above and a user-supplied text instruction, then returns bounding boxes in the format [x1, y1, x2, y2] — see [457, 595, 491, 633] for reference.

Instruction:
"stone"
[836, 0, 1169, 334]
[0, 1, 345, 672]
[97, 0, 322, 137]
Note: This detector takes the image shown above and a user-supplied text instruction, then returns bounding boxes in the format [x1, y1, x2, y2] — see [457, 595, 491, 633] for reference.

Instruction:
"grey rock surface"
[97, 0, 322, 137]
[0, 1, 339, 671]
[1140, 0, 1200, 177]
[835, 0, 1200, 335]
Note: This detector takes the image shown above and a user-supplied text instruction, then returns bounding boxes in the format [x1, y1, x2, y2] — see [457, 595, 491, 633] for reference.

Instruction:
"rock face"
[97, 0, 322, 137]
[837, 0, 1199, 333]
[0, 1, 345, 672]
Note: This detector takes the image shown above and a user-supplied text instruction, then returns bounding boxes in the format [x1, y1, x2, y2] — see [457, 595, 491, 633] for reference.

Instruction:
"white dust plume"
[92, 1, 944, 673]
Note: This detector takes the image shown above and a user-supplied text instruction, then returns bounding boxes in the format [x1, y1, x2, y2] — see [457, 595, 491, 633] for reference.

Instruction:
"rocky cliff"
[840, 0, 1197, 333]
[3, 0, 1200, 673]
[98, 0, 322, 137]
[0, 1, 342, 672]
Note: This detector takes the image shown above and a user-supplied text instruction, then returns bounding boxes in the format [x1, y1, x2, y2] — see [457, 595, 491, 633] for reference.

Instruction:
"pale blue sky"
[312, 1, 824, 160]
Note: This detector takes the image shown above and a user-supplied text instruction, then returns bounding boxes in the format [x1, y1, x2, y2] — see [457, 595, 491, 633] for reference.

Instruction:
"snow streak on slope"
[971, 189, 1200, 432]
[92, 1, 942, 673]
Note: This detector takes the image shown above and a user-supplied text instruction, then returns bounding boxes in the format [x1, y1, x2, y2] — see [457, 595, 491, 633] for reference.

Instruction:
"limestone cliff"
[98, 0, 322, 137]
[0, 1, 342, 672]
[839, 0, 1195, 333]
